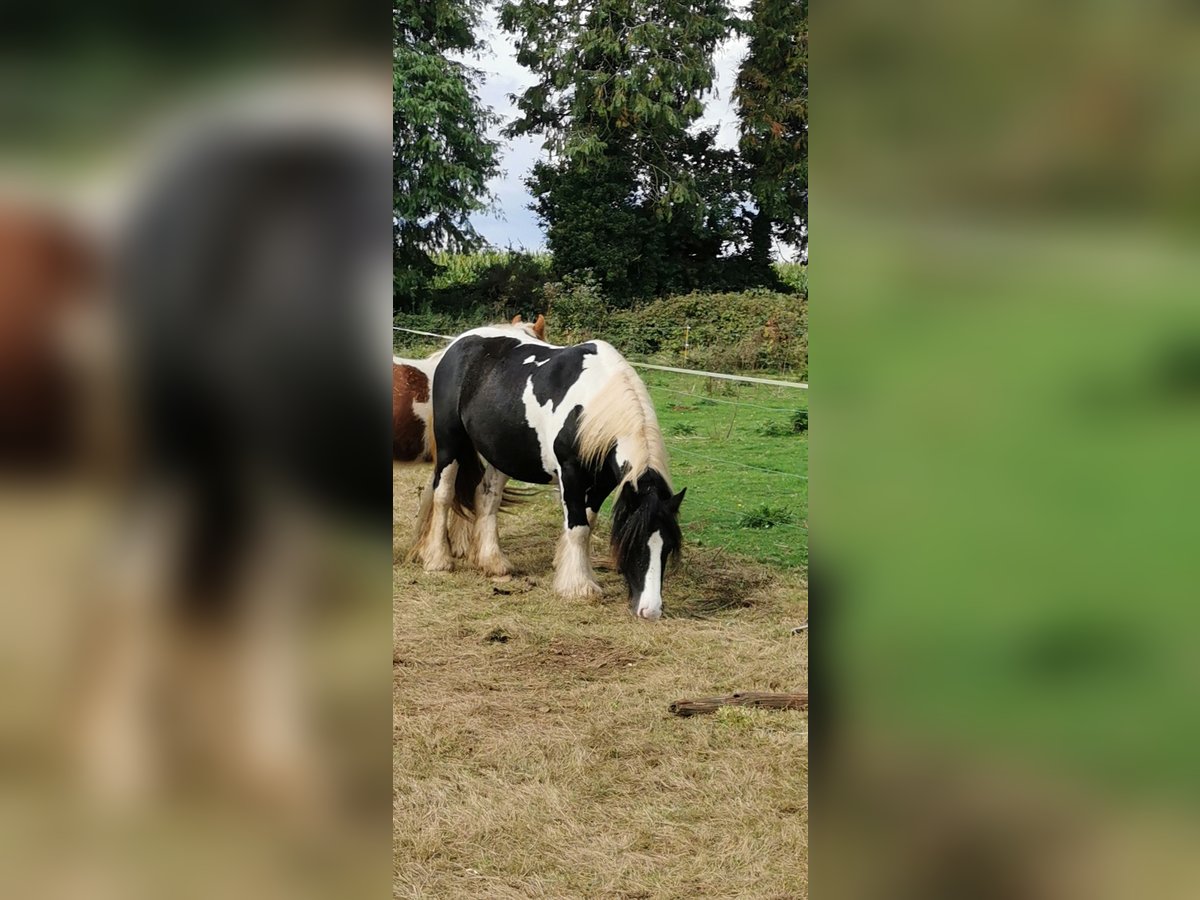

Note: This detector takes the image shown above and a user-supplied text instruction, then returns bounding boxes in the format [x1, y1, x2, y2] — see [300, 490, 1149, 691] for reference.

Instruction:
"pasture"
[393, 463, 808, 898]
[393, 327, 808, 897]
[637, 367, 807, 569]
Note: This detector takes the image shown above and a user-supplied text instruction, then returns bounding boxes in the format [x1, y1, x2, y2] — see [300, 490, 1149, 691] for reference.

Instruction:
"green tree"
[500, 0, 739, 301]
[734, 0, 807, 267]
[394, 1, 500, 309]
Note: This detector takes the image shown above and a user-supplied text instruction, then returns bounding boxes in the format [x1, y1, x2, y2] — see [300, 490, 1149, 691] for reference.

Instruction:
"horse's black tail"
[500, 484, 541, 510]
[452, 449, 485, 515]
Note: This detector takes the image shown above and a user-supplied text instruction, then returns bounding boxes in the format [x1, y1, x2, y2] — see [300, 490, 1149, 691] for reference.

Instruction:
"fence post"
[684, 320, 690, 362]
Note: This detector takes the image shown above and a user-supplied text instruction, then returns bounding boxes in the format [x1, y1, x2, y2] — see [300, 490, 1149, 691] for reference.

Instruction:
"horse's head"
[611, 470, 686, 621]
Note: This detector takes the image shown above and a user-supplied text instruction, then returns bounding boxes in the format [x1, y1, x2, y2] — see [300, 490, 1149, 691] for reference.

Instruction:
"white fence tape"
[393, 325, 808, 390]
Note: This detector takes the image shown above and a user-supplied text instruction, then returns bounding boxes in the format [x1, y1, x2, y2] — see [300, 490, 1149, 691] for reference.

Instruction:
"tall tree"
[394, 1, 499, 308]
[734, 0, 807, 267]
[500, 0, 737, 301]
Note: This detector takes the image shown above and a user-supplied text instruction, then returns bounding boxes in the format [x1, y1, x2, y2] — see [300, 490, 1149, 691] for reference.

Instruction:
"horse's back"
[433, 332, 630, 484]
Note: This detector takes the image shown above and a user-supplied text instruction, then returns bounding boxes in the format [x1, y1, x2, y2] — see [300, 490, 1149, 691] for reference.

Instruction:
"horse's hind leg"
[470, 464, 511, 576]
[413, 458, 457, 572]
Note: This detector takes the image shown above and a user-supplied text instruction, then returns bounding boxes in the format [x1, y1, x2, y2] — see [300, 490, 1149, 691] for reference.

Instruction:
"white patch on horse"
[522, 354, 549, 367]
[394, 352, 440, 454]
[446, 324, 551, 351]
[637, 531, 665, 621]
[553, 524, 600, 599]
[518, 347, 620, 478]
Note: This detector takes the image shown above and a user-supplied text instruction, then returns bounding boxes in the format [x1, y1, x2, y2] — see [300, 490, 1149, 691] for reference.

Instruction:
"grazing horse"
[392, 314, 544, 463]
[410, 325, 685, 620]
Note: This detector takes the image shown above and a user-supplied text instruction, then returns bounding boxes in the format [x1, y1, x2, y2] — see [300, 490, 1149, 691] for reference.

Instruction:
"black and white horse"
[410, 326, 685, 620]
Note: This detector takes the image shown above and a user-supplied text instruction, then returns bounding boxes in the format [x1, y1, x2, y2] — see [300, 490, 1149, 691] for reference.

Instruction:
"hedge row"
[545, 277, 806, 377]
[394, 254, 807, 377]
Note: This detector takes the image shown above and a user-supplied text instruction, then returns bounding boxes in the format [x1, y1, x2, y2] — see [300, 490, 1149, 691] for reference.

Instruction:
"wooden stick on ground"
[669, 691, 808, 717]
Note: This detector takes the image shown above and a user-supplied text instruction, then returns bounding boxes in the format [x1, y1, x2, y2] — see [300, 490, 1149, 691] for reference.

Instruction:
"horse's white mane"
[577, 356, 670, 488]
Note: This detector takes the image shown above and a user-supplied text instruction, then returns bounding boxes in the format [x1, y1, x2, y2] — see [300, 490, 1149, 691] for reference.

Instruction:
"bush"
[546, 285, 806, 377]
[541, 273, 609, 339]
[412, 250, 554, 318]
[775, 262, 807, 296]
[757, 410, 808, 437]
[398, 252, 808, 379]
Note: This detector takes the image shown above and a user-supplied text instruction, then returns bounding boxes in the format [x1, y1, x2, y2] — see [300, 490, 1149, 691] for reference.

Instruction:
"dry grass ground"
[393, 465, 808, 899]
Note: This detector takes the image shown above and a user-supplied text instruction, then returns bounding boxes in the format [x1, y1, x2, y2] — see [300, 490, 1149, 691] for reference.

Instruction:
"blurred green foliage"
[818, 0, 1200, 828]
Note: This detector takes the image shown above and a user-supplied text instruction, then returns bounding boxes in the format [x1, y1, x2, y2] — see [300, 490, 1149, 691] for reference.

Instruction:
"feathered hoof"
[418, 545, 454, 572]
[474, 554, 512, 577]
[554, 578, 603, 601]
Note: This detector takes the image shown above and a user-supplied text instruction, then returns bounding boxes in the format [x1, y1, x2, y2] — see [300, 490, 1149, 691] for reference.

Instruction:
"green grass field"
[639, 368, 807, 569]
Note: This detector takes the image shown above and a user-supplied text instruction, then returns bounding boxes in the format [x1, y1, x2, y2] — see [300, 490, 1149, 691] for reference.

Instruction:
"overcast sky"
[465, 6, 751, 251]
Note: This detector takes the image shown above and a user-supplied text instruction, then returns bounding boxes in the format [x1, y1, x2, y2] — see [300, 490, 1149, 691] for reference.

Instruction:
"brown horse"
[392, 314, 544, 463]
[0, 205, 98, 469]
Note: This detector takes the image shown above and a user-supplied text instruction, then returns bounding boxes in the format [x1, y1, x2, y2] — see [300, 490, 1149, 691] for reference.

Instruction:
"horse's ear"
[533, 313, 546, 340]
[668, 487, 686, 515]
[512, 314, 523, 325]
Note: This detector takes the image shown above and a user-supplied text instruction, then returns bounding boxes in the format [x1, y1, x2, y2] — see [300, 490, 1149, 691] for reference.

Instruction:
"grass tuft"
[757, 410, 808, 437]
[737, 505, 797, 529]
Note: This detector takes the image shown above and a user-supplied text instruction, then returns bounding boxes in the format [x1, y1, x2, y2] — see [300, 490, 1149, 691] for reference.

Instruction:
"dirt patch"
[541, 634, 641, 671]
[668, 547, 787, 618]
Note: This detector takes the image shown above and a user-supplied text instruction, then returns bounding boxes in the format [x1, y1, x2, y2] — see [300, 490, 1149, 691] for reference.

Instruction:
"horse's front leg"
[552, 469, 602, 600]
[470, 464, 511, 576]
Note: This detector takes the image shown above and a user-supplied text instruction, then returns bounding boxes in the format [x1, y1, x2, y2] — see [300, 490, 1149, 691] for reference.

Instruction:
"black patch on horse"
[528, 343, 597, 410]
[434, 335, 584, 491]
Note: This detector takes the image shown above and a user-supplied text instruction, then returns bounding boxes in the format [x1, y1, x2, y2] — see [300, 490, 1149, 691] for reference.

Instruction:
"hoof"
[556, 579, 603, 601]
[474, 555, 512, 577]
[421, 555, 453, 573]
